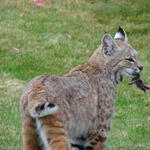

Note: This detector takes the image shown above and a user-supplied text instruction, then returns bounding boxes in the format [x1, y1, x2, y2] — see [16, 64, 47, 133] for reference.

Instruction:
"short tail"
[29, 102, 58, 118]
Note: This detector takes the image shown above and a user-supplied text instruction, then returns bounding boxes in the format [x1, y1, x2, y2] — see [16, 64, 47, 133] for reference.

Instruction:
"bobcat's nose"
[138, 65, 143, 71]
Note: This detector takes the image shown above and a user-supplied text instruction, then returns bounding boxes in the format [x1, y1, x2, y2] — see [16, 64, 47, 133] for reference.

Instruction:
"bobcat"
[20, 27, 143, 150]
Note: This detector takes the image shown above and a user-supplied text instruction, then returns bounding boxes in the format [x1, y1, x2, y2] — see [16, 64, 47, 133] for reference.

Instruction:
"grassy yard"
[0, 0, 150, 149]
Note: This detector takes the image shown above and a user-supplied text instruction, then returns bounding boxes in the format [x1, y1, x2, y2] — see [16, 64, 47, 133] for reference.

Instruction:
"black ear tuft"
[118, 26, 125, 37]
[114, 26, 128, 42]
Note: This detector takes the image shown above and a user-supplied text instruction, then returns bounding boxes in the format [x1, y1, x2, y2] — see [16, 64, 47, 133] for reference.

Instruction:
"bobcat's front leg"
[88, 130, 107, 150]
[92, 140, 106, 150]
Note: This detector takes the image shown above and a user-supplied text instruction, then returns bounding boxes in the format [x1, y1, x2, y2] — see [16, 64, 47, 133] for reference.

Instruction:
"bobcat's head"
[95, 27, 143, 84]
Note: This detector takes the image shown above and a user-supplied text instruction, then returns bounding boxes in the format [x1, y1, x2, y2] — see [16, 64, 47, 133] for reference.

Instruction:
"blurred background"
[0, 0, 150, 149]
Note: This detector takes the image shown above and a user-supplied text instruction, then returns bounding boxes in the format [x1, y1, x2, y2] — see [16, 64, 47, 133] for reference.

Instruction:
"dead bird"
[129, 74, 150, 92]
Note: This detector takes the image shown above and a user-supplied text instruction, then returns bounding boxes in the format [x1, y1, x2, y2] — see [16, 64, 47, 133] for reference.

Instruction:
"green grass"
[0, 0, 150, 149]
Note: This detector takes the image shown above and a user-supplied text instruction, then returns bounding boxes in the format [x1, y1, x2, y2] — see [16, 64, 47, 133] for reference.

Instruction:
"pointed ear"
[114, 26, 128, 42]
[102, 34, 117, 56]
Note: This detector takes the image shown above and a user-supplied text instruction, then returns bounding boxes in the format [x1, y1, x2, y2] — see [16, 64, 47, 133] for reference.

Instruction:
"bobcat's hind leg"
[37, 115, 71, 150]
[22, 116, 40, 150]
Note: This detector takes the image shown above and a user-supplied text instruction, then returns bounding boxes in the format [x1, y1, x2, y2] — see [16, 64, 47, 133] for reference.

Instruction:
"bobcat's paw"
[30, 102, 58, 118]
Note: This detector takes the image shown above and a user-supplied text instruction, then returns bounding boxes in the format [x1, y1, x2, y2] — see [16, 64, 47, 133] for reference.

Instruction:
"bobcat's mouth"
[122, 71, 133, 78]
[123, 68, 140, 78]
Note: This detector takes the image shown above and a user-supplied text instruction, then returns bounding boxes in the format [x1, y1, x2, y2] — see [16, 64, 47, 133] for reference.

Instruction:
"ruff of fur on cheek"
[113, 70, 122, 84]
[106, 61, 122, 84]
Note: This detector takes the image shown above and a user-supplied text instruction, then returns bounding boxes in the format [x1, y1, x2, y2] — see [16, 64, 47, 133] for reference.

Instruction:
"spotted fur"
[20, 27, 143, 150]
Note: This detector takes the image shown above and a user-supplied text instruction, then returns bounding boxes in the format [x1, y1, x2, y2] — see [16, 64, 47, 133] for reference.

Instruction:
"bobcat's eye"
[125, 57, 134, 62]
